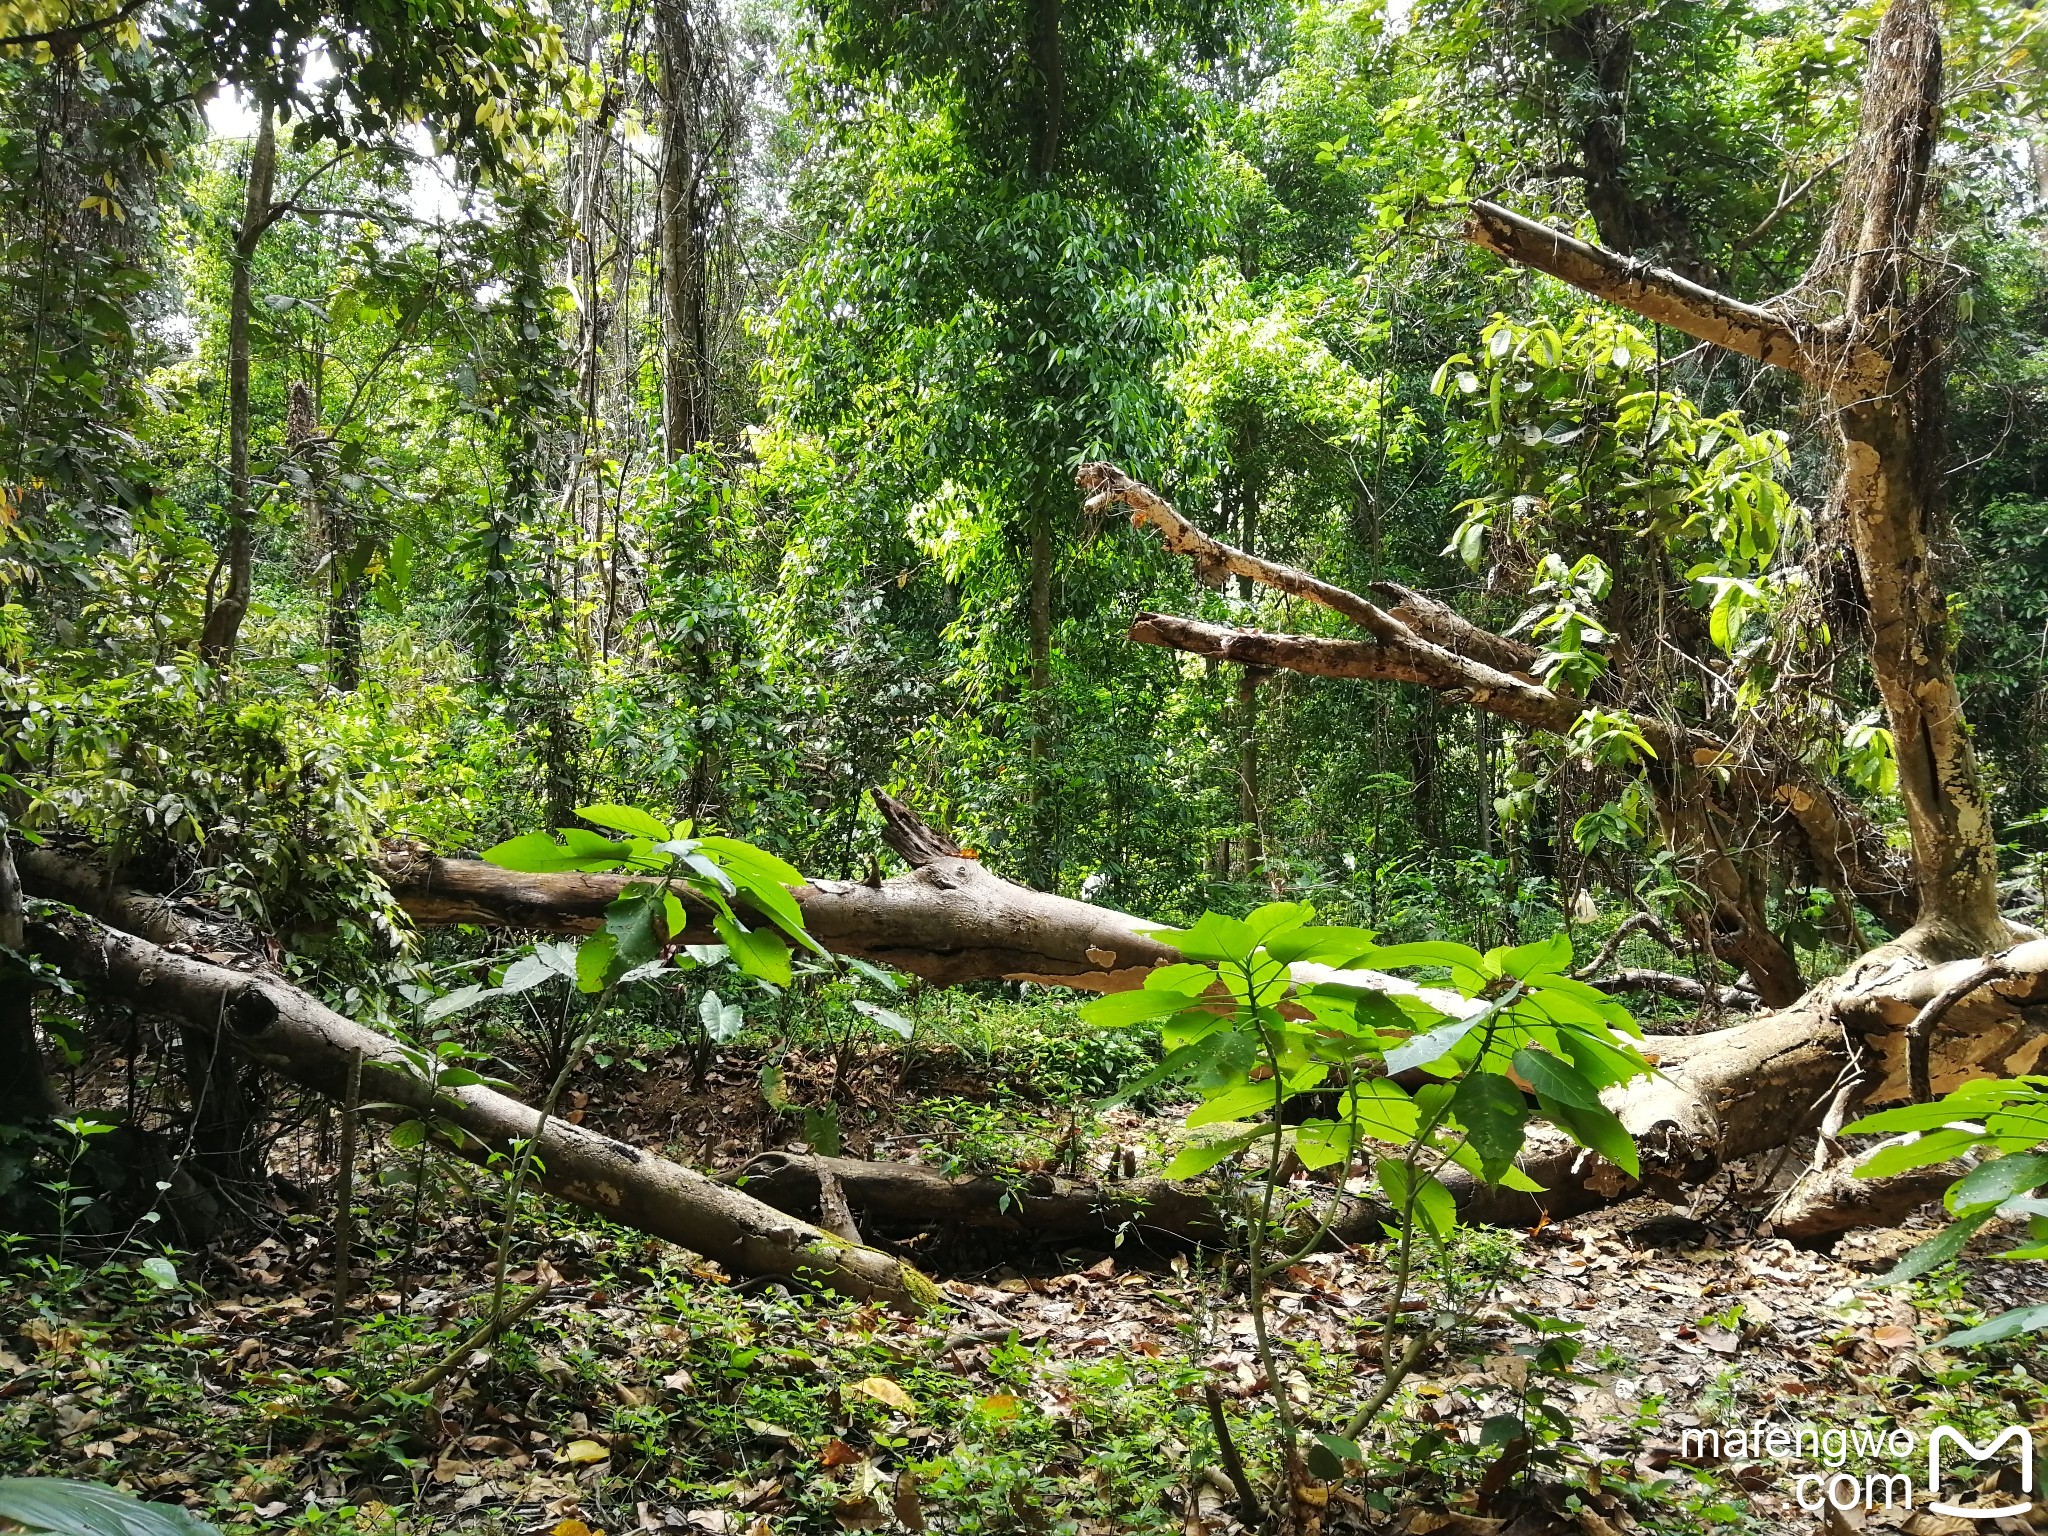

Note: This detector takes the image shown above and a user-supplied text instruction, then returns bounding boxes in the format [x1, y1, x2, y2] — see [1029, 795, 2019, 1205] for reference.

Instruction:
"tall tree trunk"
[1407, 695, 1442, 850]
[0, 819, 60, 1125]
[1026, 496, 1056, 882]
[287, 379, 361, 690]
[1809, 0, 2003, 957]
[1028, 0, 1063, 181]
[1539, 6, 1714, 284]
[656, 0, 714, 461]
[1237, 668, 1264, 884]
[1020, 0, 1065, 882]
[198, 102, 276, 666]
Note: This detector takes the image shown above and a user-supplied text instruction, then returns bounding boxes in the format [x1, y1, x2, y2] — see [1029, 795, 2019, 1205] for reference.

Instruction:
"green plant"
[1082, 901, 1649, 1510]
[0, 1478, 220, 1536]
[40, 1117, 116, 1262]
[1846, 1074, 2048, 1343]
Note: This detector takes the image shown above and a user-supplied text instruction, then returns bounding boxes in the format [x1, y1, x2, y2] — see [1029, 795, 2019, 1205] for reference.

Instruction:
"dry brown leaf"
[850, 1375, 915, 1415]
[819, 1438, 863, 1468]
[832, 1494, 885, 1531]
[893, 1470, 928, 1533]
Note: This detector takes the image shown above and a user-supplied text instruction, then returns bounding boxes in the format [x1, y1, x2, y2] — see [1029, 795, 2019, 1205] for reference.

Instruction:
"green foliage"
[1848, 1076, 2048, 1343]
[480, 806, 818, 994]
[1435, 311, 1810, 706]
[1087, 903, 1648, 1204]
[0, 1478, 220, 1536]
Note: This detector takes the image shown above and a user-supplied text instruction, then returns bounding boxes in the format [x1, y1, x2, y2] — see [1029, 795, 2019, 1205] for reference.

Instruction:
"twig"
[1810, 1025, 1879, 1171]
[1343, 1325, 1440, 1440]
[396, 1282, 553, 1398]
[1906, 954, 2009, 1102]
[1572, 910, 1680, 978]
[1204, 1382, 1266, 1529]
[1580, 968, 1762, 1012]
[327, 1047, 362, 1340]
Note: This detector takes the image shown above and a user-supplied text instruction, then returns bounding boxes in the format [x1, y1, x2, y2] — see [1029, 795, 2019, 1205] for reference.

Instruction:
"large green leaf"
[1845, 1101, 1988, 1136]
[1491, 931, 1572, 981]
[1188, 1070, 1321, 1129]
[1511, 1047, 1603, 1111]
[1947, 1151, 2048, 1214]
[1100, 1028, 1244, 1108]
[1376, 1158, 1456, 1241]
[0, 1479, 222, 1536]
[575, 933, 617, 993]
[576, 804, 673, 842]
[1451, 1072, 1529, 1183]
[1854, 1128, 1984, 1179]
[1873, 1209, 1995, 1285]
[851, 999, 913, 1038]
[1080, 987, 1207, 1028]
[695, 836, 805, 889]
[1338, 1078, 1422, 1145]
[1360, 941, 1489, 991]
[1940, 1305, 2048, 1347]
[1292, 1119, 1356, 1170]
[1162, 1128, 1264, 1180]
[481, 832, 605, 874]
[1539, 1097, 1639, 1178]
[716, 916, 792, 987]
[604, 892, 663, 975]
[1151, 910, 1258, 964]
[1384, 1015, 1480, 1075]
[1555, 1026, 1651, 1088]
[1263, 925, 1380, 967]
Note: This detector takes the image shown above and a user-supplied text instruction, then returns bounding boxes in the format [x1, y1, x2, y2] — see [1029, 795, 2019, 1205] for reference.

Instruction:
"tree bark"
[1463, 0, 2007, 960]
[0, 821, 61, 1124]
[1536, 6, 1716, 285]
[198, 102, 276, 666]
[728, 929, 2048, 1244]
[24, 833, 2046, 1244]
[1236, 667, 1264, 883]
[1028, 0, 1063, 182]
[24, 904, 938, 1313]
[655, 0, 717, 460]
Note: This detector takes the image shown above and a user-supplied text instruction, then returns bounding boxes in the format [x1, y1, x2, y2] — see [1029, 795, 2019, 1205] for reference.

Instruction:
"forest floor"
[4, 1016, 2045, 1536]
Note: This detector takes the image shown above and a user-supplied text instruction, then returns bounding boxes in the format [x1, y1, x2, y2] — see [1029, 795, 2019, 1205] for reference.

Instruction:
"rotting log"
[22, 903, 938, 1314]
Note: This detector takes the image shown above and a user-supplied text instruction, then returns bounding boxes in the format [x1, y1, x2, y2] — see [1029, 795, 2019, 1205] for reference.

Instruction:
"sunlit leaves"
[1091, 900, 1650, 1242]
[1849, 1076, 2048, 1285]
[479, 807, 811, 993]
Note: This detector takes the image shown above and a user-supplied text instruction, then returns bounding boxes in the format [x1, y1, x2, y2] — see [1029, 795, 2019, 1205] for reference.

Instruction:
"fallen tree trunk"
[727, 934, 2048, 1245]
[22, 901, 938, 1313]
[283, 842, 2048, 1225]
[28, 836, 2045, 1243]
